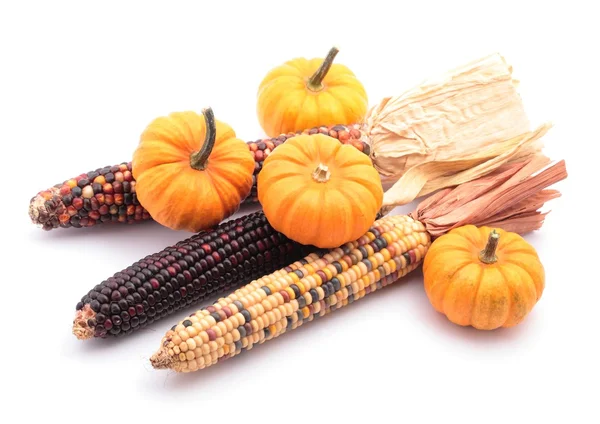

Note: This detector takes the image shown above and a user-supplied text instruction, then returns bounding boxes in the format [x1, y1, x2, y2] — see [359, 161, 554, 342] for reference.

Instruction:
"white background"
[1, 1, 598, 423]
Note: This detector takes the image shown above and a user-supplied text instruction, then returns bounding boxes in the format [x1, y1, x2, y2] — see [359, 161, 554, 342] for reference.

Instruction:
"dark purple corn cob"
[72, 211, 316, 340]
[30, 124, 369, 231]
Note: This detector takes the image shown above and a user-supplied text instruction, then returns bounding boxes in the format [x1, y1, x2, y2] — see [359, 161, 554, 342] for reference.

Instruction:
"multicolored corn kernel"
[72, 211, 314, 340]
[29, 124, 368, 230]
[29, 162, 150, 231]
[150, 214, 431, 373]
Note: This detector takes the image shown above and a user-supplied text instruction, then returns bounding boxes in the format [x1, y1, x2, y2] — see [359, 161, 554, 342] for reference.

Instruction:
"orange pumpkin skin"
[257, 133, 383, 248]
[132, 110, 254, 232]
[256, 47, 368, 137]
[422, 225, 545, 330]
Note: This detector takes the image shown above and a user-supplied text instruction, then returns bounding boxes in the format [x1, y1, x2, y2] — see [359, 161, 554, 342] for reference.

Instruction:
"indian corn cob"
[72, 211, 314, 339]
[30, 124, 367, 231]
[150, 156, 568, 373]
[150, 214, 427, 372]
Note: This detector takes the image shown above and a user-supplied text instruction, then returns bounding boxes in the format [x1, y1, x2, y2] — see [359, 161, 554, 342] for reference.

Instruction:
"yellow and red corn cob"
[72, 211, 315, 340]
[150, 214, 429, 372]
[30, 124, 368, 231]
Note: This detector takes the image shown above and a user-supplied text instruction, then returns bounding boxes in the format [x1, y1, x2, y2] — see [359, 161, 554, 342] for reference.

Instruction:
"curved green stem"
[189, 107, 216, 171]
[307, 46, 339, 92]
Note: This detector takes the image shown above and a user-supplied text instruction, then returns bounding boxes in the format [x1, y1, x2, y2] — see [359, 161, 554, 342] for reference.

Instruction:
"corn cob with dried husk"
[29, 124, 367, 231]
[150, 155, 567, 373]
[33, 53, 543, 232]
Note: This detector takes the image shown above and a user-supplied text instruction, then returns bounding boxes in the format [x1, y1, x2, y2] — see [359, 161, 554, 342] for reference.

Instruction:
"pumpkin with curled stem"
[257, 133, 383, 248]
[423, 225, 545, 330]
[132, 108, 254, 232]
[256, 46, 368, 137]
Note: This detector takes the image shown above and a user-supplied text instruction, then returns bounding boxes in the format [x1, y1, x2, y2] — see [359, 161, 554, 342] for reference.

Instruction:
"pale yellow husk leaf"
[360, 52, 546, 208]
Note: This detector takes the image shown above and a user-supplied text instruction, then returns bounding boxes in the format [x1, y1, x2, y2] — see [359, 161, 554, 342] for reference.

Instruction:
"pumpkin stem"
[307, 46, 339, 92]
[311, 163, 331, 183]
[189, 107, 216, 171]
[479, 230, 500, 264]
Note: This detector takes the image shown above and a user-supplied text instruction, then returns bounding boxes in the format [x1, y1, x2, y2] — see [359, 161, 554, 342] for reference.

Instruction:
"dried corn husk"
[411, 154, 567, 237]
[359, 53, 547, 209]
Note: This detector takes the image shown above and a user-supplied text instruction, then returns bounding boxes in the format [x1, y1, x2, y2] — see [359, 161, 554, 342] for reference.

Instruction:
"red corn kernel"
[95, 193, 105, 205]
[105, 195, 114, 205]
[119, 164, 128, 172]
[59, 214, 70, 224]
[113, 182, 123, 193]
[67, 205, 77, 216]
[89, 211, 100, 220]
[104, 319, 113, 330]
[118, 215, 126, 222]
[90, 197, 99, 210]
[103, 183, 113, 194]
[114, 194, 124, 205]
[150, 278, 160, 289]
[98, 204, 109, 215]
[180, 287, 187, 297]
[72, 198, 84, 210]
[201, 244, 211, 254]
[206, 329, 216, 341]
[126, 205, 135, 215]
[59, 185, 71, 196]
[80, 217, 89, 226]
[128, 307, 136, 317]
[115, 171, 124, 182]
[123, 170, 132, 181]
[351, 140, 365, 152]
[136, 304, 144, 314]
[255, 150, 264, 161]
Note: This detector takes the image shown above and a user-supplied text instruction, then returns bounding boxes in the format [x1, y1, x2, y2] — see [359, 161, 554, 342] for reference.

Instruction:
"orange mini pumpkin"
[256, 46, 368, 137]
[132, 108, 254, 232]
[257, 133, 383, 248]
[423, 225, 545, 330]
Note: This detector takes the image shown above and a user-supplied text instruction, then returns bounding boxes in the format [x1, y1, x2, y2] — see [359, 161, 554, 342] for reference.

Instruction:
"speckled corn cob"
[72, 211, 313, 339]
[150, 214, 430, 373]
[29, 124, 367, 231]
[29, 162, 149, 231]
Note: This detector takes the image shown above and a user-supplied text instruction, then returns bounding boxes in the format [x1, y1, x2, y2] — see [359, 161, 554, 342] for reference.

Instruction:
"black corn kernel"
[240, 309, 251, 323]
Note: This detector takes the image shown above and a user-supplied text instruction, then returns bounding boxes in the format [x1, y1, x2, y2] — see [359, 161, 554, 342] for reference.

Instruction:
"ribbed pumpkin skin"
[258, 134, 383, 248]
[256, 57, 367, 137]
[132, 111, 254, 232]
[423, 225, 545, 330]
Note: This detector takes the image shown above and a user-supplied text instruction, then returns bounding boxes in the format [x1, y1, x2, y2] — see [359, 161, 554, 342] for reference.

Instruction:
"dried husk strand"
[150, 154, 567, 374]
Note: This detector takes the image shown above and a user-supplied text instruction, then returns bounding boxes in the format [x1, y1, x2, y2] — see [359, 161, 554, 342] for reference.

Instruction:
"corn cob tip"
[29, 187, 64, 230]
[150, 347, 174, 370]
[72, 304, 96, 340]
